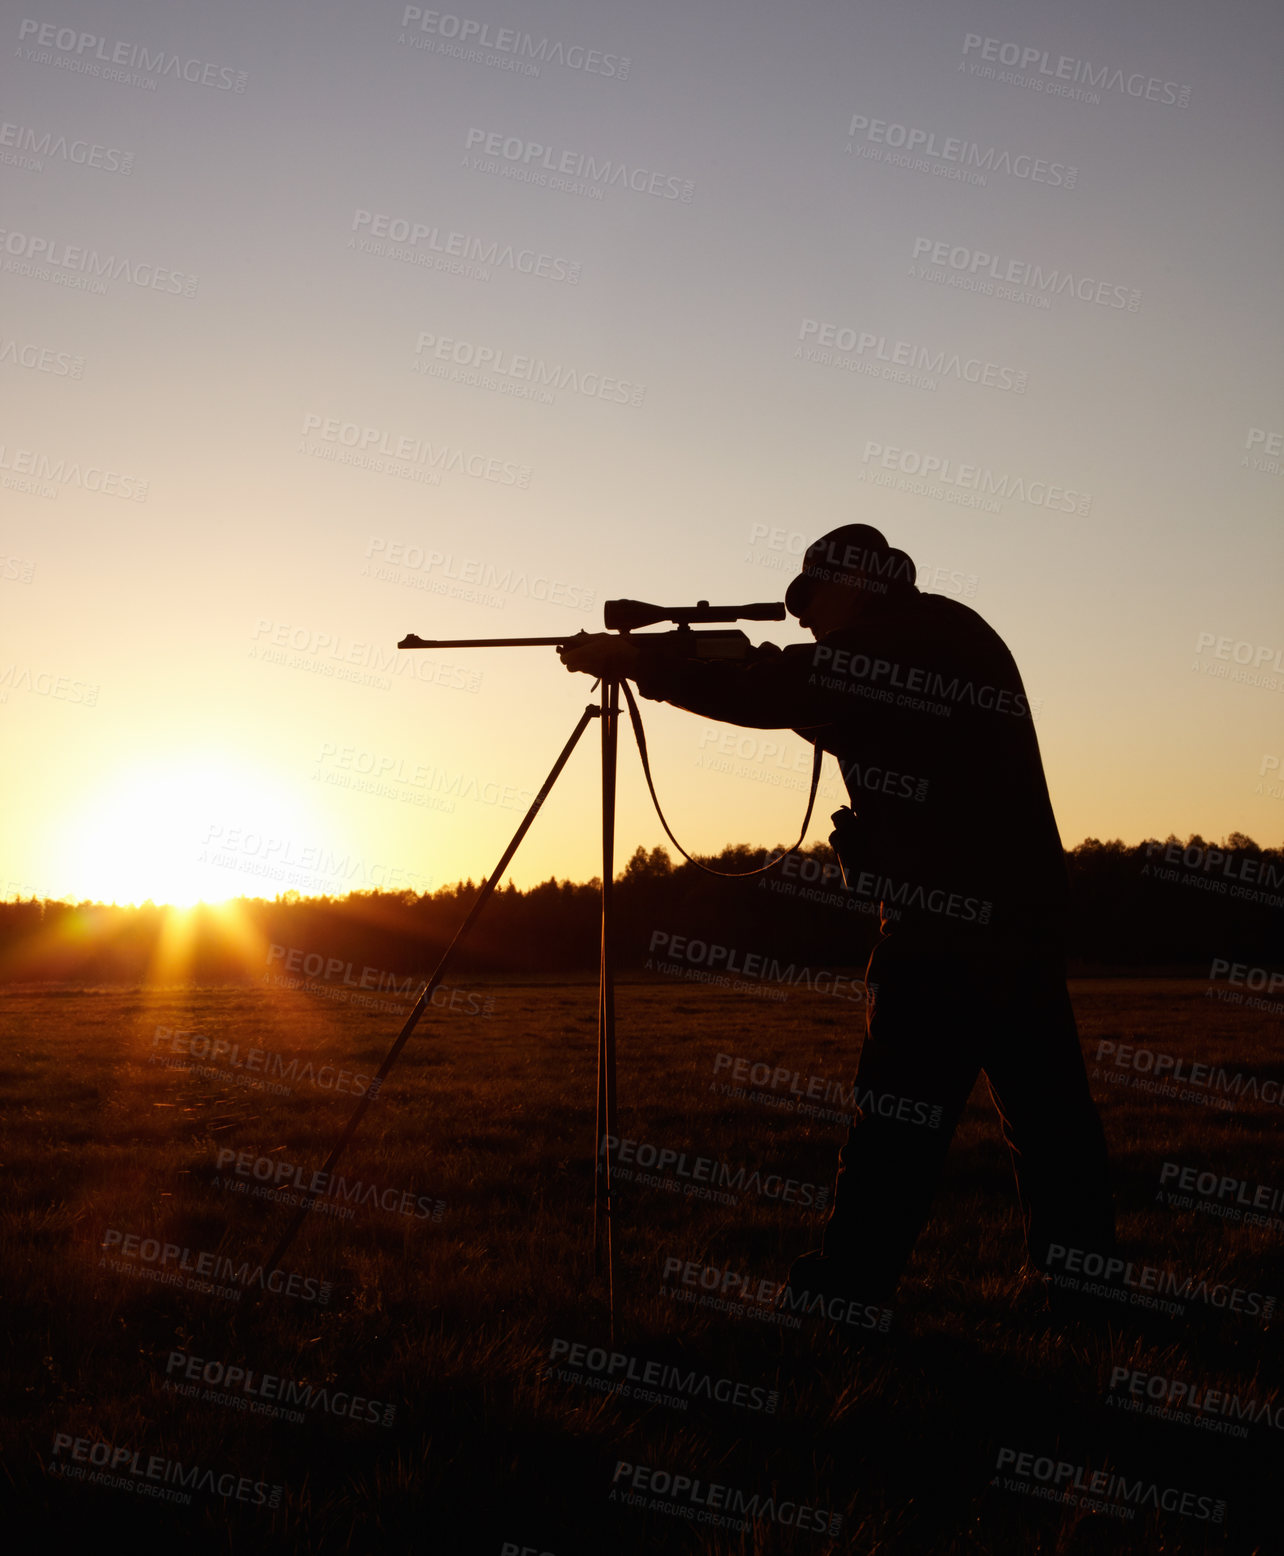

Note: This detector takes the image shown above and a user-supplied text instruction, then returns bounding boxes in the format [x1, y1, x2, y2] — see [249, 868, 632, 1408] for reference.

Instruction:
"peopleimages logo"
[960, 34, 1191, 109]
[1193, 631, 1284, 674]
[399, 9, 630, 78]
[0, 120, 134, 173]
[1243, 428, 1283, 475]
[601, 1132, 829, 1209]
[151, 1023, 375, 1097]
[99, 1228, 332, 1305]
[0, 334, 85, 376]
[314, 740, 533, 815]
[796, 318, 1028, 394]
[251, 617, 482, 692]
[994, 1448, 1222, 1524]
[301, 413, 531, 488]
[350, 209, 581, 283]
[49, 1433, 282, 1508]
[1093, 1038, 1283, 1111]
[610, 1460, 842, 1536]
[1045, 1243, 1274, 1321]
[0, 227, 197, 295]
[646, 929, 866, 1002]
[845, 112, 1077, 187]
[909, 238, 1141, 312]
[1141, 838, 1284, 909]
[16, 18, 249, 92]
[660, 1255, 892, 1334]
[0, 553, 37, 583]
[858, 440, 1092, 516]
[1207, 955, 1284, 999]
[164, 1351, 396, 1428]
[1108, 1366, 1284, 1436]
[0, 663, 100, 705]
[464, 128, 693, 200]
[711, 1053, 941, 1129]
[1158, 1161, 1284, 1218]
[547, 1338, 779, 1414]
[414, 332, 645, 407]
[0, 443, 147, 500]
[744, 522, 979, 599]
[213, 1148, 445, 1222]
[810, 642, 1036, 722]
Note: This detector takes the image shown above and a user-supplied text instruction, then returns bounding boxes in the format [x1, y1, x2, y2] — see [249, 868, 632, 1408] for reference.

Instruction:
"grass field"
[2, 972, 1279, 1554]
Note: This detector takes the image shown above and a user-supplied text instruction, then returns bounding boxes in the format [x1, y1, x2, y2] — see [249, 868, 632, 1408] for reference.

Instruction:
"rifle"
[398, 597, 786, 657]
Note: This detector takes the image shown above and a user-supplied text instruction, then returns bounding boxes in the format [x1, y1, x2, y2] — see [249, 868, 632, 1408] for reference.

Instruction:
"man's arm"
[559, 632, 842, 732]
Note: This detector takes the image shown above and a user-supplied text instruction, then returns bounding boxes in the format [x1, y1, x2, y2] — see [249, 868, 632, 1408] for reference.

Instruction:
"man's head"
[785, 525, 916, 638]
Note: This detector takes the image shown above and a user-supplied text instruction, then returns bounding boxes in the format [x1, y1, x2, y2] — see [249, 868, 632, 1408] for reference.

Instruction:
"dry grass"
[1, 974, 1277, 1553]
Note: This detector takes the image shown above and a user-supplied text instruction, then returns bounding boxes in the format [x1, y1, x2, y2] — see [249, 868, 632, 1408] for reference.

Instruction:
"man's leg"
[979, 953, 1116, 1274]
[818, 936, 985, 1298]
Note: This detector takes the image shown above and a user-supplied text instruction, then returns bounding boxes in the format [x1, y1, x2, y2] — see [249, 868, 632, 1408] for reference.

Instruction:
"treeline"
[0, 835, 1280, 984]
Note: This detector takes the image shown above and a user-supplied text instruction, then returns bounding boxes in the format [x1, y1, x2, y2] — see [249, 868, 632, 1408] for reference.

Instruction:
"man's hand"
[558, 631, 645, 680]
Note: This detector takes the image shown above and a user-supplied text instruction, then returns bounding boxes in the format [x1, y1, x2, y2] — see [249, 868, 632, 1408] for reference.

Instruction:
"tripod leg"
[594, 677, 619, 1336]
[262, 700, 602, 1281]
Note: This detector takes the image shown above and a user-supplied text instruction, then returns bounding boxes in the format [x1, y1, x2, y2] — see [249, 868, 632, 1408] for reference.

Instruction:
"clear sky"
[2, 0, 1281, 904]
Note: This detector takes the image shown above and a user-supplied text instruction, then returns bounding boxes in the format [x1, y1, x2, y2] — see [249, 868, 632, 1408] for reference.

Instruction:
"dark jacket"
[632, 588, 1069, 943]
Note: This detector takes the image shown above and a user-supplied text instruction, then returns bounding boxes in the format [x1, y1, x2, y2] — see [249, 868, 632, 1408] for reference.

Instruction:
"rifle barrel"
[399, 634, 575, 649]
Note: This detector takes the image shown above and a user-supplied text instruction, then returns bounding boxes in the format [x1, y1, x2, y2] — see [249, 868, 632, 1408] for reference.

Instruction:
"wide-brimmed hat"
[784, 525, 917, 616]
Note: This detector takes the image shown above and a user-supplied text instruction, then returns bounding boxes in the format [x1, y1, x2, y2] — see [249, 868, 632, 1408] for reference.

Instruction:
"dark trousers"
[822, 931, 1116, 1296]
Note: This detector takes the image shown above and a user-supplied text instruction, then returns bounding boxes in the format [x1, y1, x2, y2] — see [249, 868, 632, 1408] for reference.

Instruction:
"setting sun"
[52, 755, 322, 907]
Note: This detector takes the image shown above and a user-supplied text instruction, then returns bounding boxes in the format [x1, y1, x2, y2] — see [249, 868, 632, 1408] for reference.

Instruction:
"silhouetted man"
[560, 525, 1115, 1311]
